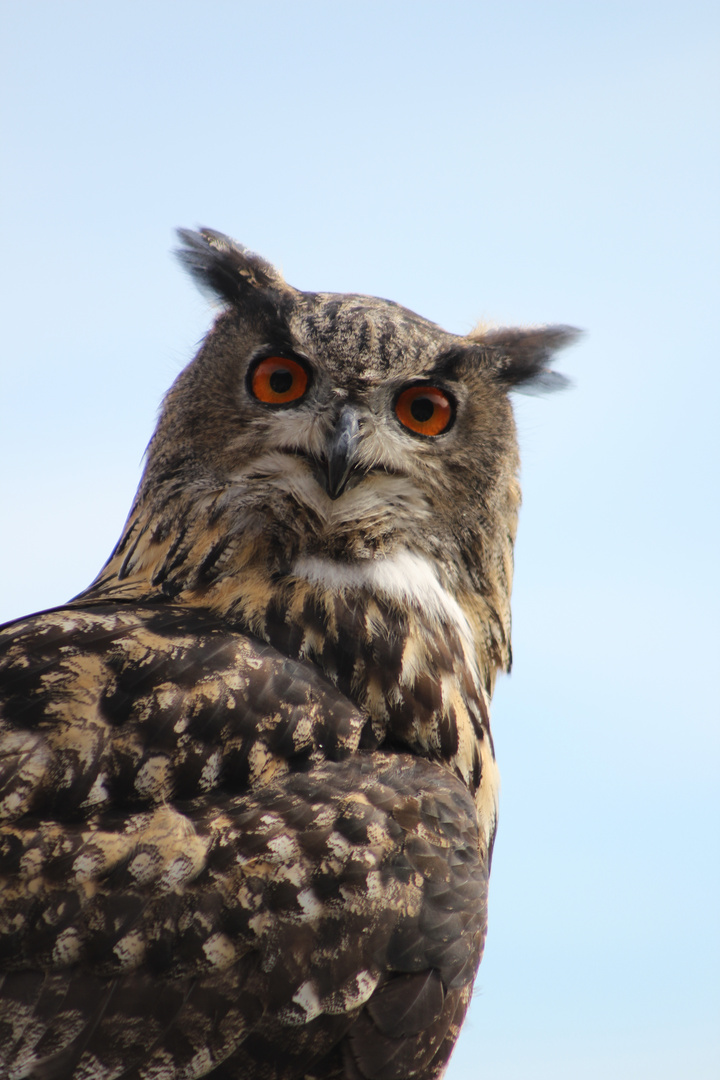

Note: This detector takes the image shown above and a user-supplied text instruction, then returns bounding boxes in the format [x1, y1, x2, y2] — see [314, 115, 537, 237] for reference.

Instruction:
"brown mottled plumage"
[0, 230, 577, 1079]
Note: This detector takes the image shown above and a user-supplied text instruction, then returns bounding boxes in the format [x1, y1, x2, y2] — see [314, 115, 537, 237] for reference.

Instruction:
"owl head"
[88, 229, 577, 675]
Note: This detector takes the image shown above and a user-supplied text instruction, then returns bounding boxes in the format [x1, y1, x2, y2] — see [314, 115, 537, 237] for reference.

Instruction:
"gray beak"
[326, 406, 361, 500]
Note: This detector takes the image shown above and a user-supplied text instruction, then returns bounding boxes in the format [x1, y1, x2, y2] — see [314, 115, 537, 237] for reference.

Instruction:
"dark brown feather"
[1, 607, 488, 1079]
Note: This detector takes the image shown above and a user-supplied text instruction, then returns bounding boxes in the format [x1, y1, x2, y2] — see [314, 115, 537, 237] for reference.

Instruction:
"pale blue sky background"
[1, 2, 718, 1077]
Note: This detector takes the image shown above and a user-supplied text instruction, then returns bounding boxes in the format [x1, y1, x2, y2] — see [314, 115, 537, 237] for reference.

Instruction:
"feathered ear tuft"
[175, 228, 285, 305]
[469, 324, 581, 393]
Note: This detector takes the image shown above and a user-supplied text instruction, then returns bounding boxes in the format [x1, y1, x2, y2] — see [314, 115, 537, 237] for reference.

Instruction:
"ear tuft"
[469, 324, 581, 393]
[175, 228, 285, 305]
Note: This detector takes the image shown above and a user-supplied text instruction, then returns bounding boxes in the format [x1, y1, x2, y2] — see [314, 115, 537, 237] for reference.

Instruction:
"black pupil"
[269, 368, 294, 395]
[410, 396, 435, 423]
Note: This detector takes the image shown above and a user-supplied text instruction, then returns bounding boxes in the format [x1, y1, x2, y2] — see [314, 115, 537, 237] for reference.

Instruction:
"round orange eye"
[394, 385, 454, 436]
[249, 356, 309, 405]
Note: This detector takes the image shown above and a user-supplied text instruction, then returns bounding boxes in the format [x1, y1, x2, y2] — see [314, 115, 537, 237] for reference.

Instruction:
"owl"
[0, 230, 576, 1080]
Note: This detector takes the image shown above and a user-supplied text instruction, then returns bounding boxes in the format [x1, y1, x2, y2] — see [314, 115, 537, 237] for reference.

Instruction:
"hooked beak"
[325, 406, 362, 500]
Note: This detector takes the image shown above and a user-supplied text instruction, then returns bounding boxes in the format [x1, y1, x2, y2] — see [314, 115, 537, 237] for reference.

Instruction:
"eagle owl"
[0, 230, 576, 1080]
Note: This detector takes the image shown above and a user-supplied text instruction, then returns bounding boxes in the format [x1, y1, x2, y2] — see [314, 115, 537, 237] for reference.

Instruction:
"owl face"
[146, 243, 548, 584]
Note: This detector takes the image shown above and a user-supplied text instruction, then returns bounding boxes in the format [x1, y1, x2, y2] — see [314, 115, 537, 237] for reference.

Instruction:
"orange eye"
[249, 356, 309, 405]
[394, 385, 454, 436]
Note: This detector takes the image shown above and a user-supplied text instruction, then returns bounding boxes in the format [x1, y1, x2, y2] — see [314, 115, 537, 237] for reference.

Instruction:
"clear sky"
[1, 2, 718, 1077]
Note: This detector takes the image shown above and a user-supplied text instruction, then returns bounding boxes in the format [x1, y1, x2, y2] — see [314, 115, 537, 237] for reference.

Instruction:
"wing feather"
[1, 605, 488, 1079]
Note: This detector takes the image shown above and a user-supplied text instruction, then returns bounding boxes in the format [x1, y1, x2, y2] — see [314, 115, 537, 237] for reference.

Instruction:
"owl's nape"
[0, 229, 577, 1080]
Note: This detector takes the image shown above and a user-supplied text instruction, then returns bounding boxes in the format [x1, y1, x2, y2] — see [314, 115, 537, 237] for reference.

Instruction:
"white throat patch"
[292, 550, 474, 650]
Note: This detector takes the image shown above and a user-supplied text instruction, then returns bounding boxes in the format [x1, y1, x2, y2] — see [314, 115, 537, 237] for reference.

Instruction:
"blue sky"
[1, 3, 718, 1076]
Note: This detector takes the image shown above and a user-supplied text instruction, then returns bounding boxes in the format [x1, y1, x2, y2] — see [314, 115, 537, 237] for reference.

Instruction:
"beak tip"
[325, 407, 361, 500]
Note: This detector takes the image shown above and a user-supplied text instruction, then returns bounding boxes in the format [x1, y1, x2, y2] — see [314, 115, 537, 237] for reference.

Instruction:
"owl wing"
[0, 605, 488, 1080]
